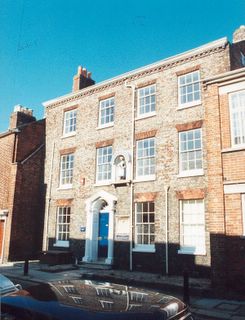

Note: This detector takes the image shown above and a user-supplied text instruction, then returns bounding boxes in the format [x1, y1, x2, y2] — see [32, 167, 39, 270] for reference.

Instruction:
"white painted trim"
[62, 132, 76, 139]
[135, 111, 156, 121]
[0, 214, 7, 263]
[96, 123, 114, 130]
[219, 81, 245, 94]
[54, 241, 69, 248]
[134, 175, 156, 182]
[177, 101, 201, 110]
[224, 183, 245, 194]
[177, 169, 204, 178]
[178, 249, 206, 256]
[133, 245, 156, 253]
[83, 190, 117, 264]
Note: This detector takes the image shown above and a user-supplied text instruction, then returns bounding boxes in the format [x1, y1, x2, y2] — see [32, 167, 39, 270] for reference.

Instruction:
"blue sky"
[0, 0, 244, 132]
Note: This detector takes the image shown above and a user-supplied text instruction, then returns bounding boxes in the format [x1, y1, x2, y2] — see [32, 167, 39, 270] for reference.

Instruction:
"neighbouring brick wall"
[204, 83, 227, 286]
[0, 118, 45, 262]
[223, 151, 245, 181]
[0, 134, 15, 209]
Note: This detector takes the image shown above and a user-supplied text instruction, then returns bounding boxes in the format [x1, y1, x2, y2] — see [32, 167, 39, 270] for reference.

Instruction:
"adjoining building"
[0, 106, 45, 263]
[42, 26, 245, 288]
[204, 66, 245, 291]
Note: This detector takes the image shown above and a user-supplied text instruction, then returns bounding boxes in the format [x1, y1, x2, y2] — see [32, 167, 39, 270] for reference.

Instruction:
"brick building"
[42, 26, 245, 287]
[0, 106, 45, 263]
[204, 66, 245, 291]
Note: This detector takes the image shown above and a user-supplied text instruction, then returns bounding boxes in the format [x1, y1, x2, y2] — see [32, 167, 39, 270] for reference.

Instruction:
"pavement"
[0, 261, 245, 320]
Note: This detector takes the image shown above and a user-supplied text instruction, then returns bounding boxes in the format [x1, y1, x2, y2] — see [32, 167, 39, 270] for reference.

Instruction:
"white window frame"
[96, 146, 112, 184]
[229, 90, 245, 147]
[59, 154, 74, 188]
[136, 137, 155, 181]
[178, 199, 206, 255]
[178, 70, 201, 109]
[242, 194, 245, 236]
[98, 97, 115, 128]
[54, 206, 71, 247]
[179, 128, 203, 177]
[63, 109, 77, 136]
[137, 84, 156, 118]
[133, 202, 155, 253]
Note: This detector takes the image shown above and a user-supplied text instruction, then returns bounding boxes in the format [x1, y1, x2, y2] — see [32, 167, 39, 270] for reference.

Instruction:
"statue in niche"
[116, 155, 126, 180]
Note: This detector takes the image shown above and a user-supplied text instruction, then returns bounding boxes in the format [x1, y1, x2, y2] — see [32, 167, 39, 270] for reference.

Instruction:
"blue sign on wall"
[80, 226, 86, 232]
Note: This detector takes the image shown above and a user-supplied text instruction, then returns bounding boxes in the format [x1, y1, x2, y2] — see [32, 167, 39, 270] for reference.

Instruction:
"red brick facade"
[0, 108, 45, 262]
[204, 68, 245, 291]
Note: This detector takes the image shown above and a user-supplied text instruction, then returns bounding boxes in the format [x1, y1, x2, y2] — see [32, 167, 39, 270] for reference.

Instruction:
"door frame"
[83, 191, 117, 265]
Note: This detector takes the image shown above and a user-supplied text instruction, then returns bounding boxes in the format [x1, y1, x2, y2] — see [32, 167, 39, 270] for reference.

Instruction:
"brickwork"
[0, 113, 45, 262]
[43, 30, 245, 287]
[204, 66, 245, 290]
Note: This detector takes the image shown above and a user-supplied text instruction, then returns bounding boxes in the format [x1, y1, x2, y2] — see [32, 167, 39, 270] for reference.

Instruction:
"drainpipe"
[165, 185, 170, 275]
[43, 141, 55, 251]
[125, 81, 136, 272]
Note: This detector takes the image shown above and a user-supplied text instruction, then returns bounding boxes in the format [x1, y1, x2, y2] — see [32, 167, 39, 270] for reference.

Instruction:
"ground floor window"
[178, 199, 206, 255]
[134, 202, 155, 252]
[55, 206, 71, 247]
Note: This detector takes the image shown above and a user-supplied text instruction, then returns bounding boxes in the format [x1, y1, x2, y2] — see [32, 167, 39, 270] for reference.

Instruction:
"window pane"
[179, 71, 200, 105]
[135, 202, 155, 246]
[179, 129, 202, 173]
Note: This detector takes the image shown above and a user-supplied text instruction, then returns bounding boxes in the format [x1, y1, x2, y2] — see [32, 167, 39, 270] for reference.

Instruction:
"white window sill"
[177, 169, 204, 178]
[177, 100, 201, 110]
[178, 248, 206, 256]
[221, 145, 245, 153]
[133, 245, 156, 253]
[135, 112, 156, 121]
[134, 175, 156, 183]
[62, 132, 76, 139]
[57, 185, 73, 190]
[94, 180, 111, 187]
[54, 241, 69, 248]
[96, 123, 114, 130]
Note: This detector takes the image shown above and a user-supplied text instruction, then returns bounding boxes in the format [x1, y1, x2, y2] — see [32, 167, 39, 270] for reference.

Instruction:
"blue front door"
[98, 212, 109, 258]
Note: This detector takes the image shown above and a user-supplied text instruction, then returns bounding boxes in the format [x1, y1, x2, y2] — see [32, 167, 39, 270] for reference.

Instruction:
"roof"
[43, 37, 228, 109]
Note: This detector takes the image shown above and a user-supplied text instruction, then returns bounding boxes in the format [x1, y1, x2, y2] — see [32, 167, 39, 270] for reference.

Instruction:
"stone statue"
[116, 155, 126, 180]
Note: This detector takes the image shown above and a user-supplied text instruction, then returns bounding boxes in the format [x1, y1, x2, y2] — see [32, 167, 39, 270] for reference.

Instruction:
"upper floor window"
[179, 128, 203, 176]
[229, 90, 245, 146]
[55, 206, 71, 247]
[178, 199, 206, 255]
[96, 146, 112, 182]
[99, 97, 115, 127]
[178, 71, 201, 108]
[136, 137, 155, 179]
[60, 154, 74, 187]
[63, 109, 77, 135]
[135, 201, 155, 252]
[138, 85, 156, 117]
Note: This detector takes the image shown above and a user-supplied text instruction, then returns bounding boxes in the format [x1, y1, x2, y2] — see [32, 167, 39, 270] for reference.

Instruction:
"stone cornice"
[43, 37, 228, 110]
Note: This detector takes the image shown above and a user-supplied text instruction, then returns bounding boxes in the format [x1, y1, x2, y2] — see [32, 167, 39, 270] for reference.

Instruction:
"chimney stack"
[233, 25, 245, 43]
[72, 66, 95, 92]
[9, 105, 36, 130]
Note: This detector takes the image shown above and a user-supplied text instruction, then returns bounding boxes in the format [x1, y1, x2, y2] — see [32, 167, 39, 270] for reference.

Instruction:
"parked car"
[1, 278, 194, 319]
[0, 274, 22, 296]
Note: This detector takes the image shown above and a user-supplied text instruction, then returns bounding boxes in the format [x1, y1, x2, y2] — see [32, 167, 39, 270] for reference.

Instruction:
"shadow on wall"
[45, 233, 245, 294]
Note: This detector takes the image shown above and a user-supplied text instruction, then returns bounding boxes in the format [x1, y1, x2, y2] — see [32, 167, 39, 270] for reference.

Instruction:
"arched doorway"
[82, 191, 117, 265]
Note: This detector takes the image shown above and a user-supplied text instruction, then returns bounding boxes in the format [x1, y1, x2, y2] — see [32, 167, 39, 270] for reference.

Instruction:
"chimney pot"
[72, 66, 95, 92]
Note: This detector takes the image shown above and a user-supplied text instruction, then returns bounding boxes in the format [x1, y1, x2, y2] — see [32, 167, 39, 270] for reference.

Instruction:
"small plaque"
[80, 226, 86, 232]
